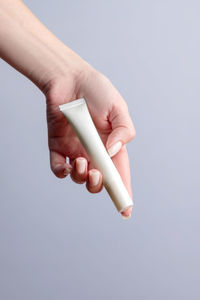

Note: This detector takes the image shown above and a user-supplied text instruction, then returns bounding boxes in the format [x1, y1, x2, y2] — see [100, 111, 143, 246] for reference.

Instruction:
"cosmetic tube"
[59, 98, 133, 214]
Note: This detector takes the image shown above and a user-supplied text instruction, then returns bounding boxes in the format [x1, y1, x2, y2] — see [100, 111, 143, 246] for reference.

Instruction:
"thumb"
[106, 104, 136, 157]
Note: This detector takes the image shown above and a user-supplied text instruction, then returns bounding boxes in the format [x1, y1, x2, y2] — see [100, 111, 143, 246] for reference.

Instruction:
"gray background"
[0, 0, 200, 299]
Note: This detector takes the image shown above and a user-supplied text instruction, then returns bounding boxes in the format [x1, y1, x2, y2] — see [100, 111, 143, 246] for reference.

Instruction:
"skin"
[0, 0, 136, 218]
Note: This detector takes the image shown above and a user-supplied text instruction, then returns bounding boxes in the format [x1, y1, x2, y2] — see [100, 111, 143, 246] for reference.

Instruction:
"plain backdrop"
[0, 0, 200, 299]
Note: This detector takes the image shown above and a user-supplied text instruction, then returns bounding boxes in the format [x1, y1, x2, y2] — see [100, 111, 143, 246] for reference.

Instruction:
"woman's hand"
[45, 66, 136, 218]
[0, 0, 135, 218]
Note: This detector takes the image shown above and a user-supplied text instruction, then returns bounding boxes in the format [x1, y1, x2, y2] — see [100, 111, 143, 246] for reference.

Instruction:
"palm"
[47, 106, 111, 163]
[46, 73, 116, 164]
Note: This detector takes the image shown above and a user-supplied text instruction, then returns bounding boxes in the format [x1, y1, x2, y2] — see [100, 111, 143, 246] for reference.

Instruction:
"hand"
[0, 0, 135, 217]
[0, 0, 135, 218]
[45, 66, 136, 218]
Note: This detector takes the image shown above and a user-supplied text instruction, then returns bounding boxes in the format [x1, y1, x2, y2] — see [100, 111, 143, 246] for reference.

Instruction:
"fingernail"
[76, 158, 86, 174]
[122, 214, 131, 220]
[63, 166, 72, 176]
[108, 141, 122, 157]
[89, 170, 100, 186]
[121, 206, 133, 219]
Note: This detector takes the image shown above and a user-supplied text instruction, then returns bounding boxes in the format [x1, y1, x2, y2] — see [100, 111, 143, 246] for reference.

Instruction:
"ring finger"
[70, 157, 88, 184]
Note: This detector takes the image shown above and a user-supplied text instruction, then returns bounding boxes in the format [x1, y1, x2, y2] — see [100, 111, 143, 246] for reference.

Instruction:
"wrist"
[0, 0, 93, 95]
[42, 46, 96, 106]
[37, 44, 89, 94]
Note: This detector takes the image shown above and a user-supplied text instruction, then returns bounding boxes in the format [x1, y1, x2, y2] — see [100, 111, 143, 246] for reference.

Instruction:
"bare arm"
[0, 0, 86, 90]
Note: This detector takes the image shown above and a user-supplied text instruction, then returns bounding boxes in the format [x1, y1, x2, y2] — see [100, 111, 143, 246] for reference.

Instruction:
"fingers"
[71, 150, 133, 218]
[112, 146, 132, 197]
[111, 145, 133, 218]
[50, 151, 72, 178]
[70, 158, 103, 193]
[50, 151, 132, 218]
[70, 157, 88, 184]
[86, 169, 103, 193]
[50, 152, 103, 193]
[121, 206, 133, 219]
[106, 104, 136, 158]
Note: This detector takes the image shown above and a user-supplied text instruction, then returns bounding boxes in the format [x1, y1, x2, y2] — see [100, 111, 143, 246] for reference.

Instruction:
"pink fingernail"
[121, 206, 133, 220]
[76, 158, 86, 174]
[122, 214, 131, 220]
[108, 141, 122, 157]
[89, 170, 100, 186]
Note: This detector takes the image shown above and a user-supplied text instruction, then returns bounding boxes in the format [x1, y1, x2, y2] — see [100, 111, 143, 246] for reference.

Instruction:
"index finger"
[111, 145, 133, 218]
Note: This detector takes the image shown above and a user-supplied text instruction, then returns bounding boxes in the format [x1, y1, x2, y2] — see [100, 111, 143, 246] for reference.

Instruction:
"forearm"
[0, 0, 87, 92]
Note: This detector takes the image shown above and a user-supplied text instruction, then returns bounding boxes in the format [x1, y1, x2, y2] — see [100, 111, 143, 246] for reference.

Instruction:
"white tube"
[59, 98, 133, 214]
